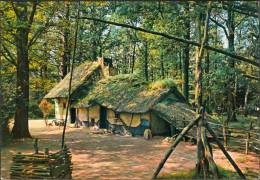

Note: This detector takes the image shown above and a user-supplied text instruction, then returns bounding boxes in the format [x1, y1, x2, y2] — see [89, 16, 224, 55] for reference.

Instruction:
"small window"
[115, 112, 120, 119]
[91, 118, 95, 126]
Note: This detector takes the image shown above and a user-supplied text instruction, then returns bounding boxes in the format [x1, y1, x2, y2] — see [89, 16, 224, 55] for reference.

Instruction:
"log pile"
[10, 147, 72, 179]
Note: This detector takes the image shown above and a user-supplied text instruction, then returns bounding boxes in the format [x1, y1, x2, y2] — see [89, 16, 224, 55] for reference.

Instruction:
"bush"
[29, 100, 44, 119]
[0, 78, 16, 143]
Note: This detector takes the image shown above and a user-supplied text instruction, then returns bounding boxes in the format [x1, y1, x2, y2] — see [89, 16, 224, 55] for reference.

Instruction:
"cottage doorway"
[70, 108, 76, 123]
[100, 106, 108, 128]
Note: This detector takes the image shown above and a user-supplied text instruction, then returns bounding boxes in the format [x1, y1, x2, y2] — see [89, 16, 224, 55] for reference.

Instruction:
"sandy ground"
[1, 120, 259, 179]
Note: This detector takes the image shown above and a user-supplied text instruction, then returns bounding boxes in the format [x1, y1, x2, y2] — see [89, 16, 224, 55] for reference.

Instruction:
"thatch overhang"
[152, 96, 196, 126]
[44, 61, 101, 99]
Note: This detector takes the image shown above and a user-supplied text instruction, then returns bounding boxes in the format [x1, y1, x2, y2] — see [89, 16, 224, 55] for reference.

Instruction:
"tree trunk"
[195, 12, 204, 176]
[0, 83, 2, 179]
[61, 3, 70, 79]
[151, 64, 154, 81]
[179, 50, 182, 77]
[226, 2, 237, 122]
[124, 54, 128, 74]
[196, 116, 206, 177]
[11, 2, 37, 139]
[131, 43, 136, 73]
[205, 50, 210, 110]
[12, 25, 31, 138]
[12, 5, 31, 138]
[160, 52, 165, 79]
[0, 26, 3, 161]
[195, 47, 202, 108]
[144, 41, 149, 81]
[182, 2, 190, 101]
[257, 5, 260, 178]
[195, 2, 212, 177]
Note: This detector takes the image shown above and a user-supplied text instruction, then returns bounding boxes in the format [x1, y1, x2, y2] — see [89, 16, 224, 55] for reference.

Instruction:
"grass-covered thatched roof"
[44, 61, 101, 99]
[152, 95, 196, 126]
[73, 75, 188, 114]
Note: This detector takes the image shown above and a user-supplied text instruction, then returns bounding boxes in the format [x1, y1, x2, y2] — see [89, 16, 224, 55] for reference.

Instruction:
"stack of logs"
[10, 145, 72, 179]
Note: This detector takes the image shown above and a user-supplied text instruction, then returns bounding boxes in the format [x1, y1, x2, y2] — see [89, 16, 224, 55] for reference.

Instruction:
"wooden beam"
[205, 123, 246, 179]
[152, 116, 201, 179]
[78, 16, 260, 68]
[61, 1, 80, 148]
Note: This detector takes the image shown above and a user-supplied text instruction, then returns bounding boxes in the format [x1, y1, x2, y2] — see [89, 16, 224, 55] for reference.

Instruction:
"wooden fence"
[208, 121, 260, 154]
[10, 146, 72, 179]
[179, 119, 260, 154]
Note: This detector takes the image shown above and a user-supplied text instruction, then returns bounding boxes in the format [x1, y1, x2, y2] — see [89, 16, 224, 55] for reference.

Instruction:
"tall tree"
[226, 2, 237, 122]
[11, 1, 37, 138]
[60, 3, 71, 79]
[144, 41, 149, 81]
[182, 2, 190, 101]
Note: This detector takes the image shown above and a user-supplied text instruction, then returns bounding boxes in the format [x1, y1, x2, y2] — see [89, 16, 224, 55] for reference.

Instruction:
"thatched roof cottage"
[45, 59, 195, 136]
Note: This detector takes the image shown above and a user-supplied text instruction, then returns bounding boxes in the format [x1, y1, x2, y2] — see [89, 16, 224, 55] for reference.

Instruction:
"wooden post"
[200, 108, 219, 178]
[245, 134, 249, 154]
[205, 123, 246, 179]
[45, 148, 49, 155]
[245, 121, 253, 154]
[196, 111, 205, 177]
[223, 122, 228, 148]
[151, 116, 201, 179]
[34, 138, 39, 154]
[0, 137, 1, 179]
[61, 0, 81, 148]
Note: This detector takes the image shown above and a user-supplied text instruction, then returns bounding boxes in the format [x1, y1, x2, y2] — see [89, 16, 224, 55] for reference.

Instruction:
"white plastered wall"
[54, 98, 71, 121]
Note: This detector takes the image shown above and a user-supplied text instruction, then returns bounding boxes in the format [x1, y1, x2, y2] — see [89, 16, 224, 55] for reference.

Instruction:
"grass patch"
[157, 169, 195, 179]
[210, 114, 258, 129]
[158, 167, 240, 179]
[149, 79, 176, 90]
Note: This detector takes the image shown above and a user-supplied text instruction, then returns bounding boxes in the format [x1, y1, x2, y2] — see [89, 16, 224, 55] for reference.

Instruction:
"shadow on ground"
[1, 120, 259, 179]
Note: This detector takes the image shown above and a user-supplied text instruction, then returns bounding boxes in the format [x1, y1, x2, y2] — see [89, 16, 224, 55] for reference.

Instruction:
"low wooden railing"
[179, 118, 260, 154]
[10, 145, 72, 179]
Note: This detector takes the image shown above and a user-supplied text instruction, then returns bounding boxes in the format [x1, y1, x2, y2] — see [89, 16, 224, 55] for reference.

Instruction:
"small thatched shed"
[72, 74, 195, 136]
[44, 60, 104, 123]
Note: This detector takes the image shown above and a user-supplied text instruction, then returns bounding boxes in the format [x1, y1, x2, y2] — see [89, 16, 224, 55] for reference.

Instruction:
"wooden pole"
[0, 18, 3, 178]
[0, 39, 2, 180]
[205, 123, 246, 179]
[195, 2, 212, 177]
[34, 138, 39, 154]
[246, 121, 253, 154]
[223, 122, 228, 147]
[77, 17, 260, 68]
[200, 108, 219, 178]
[257, 2, 260, 179]
[61, 1, 81, 148]
[151, 116, 201, 179]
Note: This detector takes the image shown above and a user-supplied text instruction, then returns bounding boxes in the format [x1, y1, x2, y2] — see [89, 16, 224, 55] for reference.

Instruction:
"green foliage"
[0, 1, 259, 123]
[28, 100, 44, 119]
[0, 74, 16, 141]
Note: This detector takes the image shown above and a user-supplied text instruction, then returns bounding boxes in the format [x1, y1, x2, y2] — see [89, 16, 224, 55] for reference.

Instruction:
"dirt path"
[1, 120, 259, 179]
